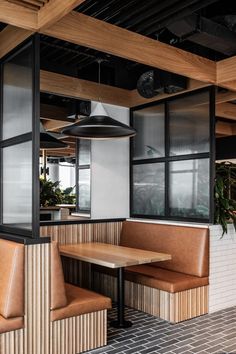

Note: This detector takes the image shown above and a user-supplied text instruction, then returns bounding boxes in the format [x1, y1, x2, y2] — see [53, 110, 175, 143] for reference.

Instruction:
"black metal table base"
[110, 320, 132, 328]
[110, 267, 133, 328]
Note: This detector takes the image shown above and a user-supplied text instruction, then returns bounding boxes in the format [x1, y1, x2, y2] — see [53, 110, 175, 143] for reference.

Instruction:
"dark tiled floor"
[86, 306, 236, 354]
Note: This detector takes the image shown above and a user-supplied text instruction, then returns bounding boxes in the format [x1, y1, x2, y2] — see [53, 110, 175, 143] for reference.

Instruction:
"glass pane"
[169, 91, 210, 156]
[78, 169, 90, 210]
[78, 140, 91, 165]
[133, 104, 165, 160]
[169, 159, 209, 218]
[2, 141, 32, 229]
[132, 163, 165, 215]
[2, 46, 32, 140]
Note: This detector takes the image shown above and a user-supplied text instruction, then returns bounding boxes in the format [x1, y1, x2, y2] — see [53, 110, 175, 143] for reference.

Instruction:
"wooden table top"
[59, 242, 171, 269]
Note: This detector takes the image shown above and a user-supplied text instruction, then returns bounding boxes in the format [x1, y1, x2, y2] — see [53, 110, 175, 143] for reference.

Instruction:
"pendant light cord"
[97, 58, 102, 102]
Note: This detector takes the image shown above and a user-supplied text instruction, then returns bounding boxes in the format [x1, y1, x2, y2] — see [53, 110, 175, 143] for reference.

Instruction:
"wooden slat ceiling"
[7, 0, 48, 11]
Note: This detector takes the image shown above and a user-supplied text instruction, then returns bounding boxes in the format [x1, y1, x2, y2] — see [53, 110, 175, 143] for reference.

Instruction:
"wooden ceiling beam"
[42, 118, 77, 131]
[40, 70, 132, 107]
[216, 103, 236, 121]
[0, 25, 33, 59]
[41, 11, 216, 84]
[40, 103, 69, 121]
[0, 0, 37, 30]
[38, 0, 86, 29]
[216, 121, 233, 137]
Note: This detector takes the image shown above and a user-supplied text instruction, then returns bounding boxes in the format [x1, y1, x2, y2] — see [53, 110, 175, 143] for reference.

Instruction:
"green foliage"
[40, 179, 76, 206]
[40, 179, 63, 206]
[215, 162, 236, 236]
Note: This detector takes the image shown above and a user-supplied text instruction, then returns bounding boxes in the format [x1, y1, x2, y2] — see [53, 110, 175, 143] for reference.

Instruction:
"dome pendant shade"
[40, 123, 68, 149]
[61, 103, 136, 139]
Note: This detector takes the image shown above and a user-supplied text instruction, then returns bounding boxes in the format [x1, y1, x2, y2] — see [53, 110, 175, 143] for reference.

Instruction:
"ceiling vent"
[137, 70, 186, 99]
[168, 13, 236, 56]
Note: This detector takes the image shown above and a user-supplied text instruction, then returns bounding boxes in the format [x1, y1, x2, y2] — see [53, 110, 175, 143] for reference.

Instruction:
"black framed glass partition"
[76, 139, 91, 213]
[130, 87, 215, 223]
[0, 37, 40, 239]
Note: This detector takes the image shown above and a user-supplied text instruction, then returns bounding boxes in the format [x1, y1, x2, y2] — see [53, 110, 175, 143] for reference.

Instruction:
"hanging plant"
[214, 162, 236, 236]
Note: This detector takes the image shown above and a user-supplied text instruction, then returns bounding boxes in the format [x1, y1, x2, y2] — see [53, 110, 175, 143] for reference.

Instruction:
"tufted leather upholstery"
[120, 221, 209, 278]
[51, 242, 112, 322]
[0, 239, 24, 319]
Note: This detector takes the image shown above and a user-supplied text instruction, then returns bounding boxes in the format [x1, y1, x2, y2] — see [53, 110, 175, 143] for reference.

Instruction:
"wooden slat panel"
[40, 221, 122, 288]
[42, 12, 216, 84]
[0, 329, 24, 354]
[24, 243, 50, 354]
[93, 272, 209, 323]
[51, 310, 107, 354]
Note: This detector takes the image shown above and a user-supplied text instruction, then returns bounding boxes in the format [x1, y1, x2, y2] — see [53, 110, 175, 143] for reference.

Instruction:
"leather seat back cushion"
[0, 239, 24, 318]
[120, 221, 209, 277]
[0, 315, 24, 334]
[51, 242, 68, 310]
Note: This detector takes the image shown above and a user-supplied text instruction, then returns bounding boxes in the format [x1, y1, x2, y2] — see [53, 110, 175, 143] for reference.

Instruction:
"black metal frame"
[130, 86, 215, 224]
[0, 35, 43, 242]
[76, 139, 91, 213]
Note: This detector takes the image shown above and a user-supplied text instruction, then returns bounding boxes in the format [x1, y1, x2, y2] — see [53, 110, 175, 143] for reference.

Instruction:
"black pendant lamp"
[61, 60, 136, 140]
[40, 123, 68, 149]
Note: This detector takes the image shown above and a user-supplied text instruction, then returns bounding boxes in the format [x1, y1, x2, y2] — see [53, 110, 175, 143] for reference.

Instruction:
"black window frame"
[76, 139, 91, 213]
[0, 35, 40, 240]
[130, 86, 215, 223]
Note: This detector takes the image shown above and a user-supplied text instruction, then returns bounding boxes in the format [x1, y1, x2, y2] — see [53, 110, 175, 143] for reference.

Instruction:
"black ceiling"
[40, 0, 236, 89]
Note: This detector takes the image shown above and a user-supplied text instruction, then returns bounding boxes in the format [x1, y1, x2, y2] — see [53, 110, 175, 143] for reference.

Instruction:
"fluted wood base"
[0, 329, 24, 354]
[93, 272, 209, 323]
[50, 310, 107, 354]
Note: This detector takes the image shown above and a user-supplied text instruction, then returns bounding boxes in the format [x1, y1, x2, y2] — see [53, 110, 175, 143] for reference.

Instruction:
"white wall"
[209, 224, 236, 313]
[91, 102, 130, 219]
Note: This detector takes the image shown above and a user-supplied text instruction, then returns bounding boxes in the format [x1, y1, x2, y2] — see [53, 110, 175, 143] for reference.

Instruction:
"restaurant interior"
[1, 0, 236, 353]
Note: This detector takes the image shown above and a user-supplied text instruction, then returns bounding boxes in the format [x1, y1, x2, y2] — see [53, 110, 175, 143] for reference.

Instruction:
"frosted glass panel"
[169, 159, 209, 218]
[133, 104, 165, 160]
[2, 142, 32, 229]
[2, 46, 32, 140]
[169, 91, 210, 156]
[78, 140, 91, 165]
[78, 169, 90, 210]
[132, 163, 165, 215]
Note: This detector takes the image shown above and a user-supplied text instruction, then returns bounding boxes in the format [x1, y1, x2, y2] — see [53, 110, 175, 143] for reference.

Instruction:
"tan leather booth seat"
[51, 242, 112, 322]
[120, 221, 209, 293]
[0, 239, 24, 334]
[125, 265, 209, 293]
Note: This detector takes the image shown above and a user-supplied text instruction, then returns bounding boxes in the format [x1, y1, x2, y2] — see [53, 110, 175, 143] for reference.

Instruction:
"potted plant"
[214, 162, 236, 235]
[40, 178, 63, 207]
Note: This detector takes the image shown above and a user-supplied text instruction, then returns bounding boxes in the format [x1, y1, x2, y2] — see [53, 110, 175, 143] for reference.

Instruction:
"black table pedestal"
[110, 267, 132, 328]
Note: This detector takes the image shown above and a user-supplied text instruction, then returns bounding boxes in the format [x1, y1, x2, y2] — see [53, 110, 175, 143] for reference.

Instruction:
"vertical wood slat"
[40, 222, 122, 288]
[0, 329, 24, 354]
[24, 243, 50, 354]
[50, 310, 107, 354]
[93, 272, 209, 323]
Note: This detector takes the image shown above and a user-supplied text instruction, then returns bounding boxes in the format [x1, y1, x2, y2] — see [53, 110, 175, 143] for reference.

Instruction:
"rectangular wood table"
[60, 242, 171, 328]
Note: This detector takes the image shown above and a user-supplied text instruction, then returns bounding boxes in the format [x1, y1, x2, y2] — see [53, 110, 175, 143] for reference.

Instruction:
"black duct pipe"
[168, 14, 236, 56]
[142, 0, 219, 36]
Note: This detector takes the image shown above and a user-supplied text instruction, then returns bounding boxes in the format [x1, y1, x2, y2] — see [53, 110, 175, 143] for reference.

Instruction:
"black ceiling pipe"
[216, 135, 236, 160]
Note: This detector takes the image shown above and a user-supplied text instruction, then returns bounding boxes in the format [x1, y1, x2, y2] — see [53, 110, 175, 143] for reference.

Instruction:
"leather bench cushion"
[120, 221, 209, 277]
[125, 265, 209, 293]
[0, 239, 24, 318]
[0, 315, 24, 334]
[51, 283, 112, 322]
[51, 242, 68, 310]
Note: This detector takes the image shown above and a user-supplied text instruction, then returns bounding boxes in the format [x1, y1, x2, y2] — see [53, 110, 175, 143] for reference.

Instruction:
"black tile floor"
[86, 306, 236, 354]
